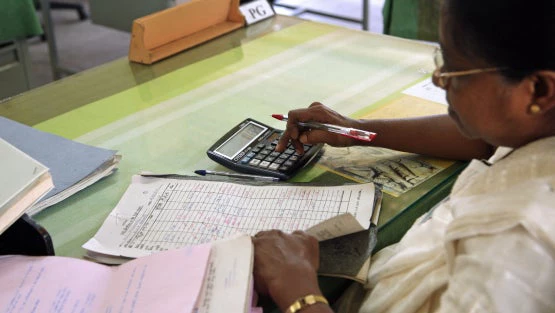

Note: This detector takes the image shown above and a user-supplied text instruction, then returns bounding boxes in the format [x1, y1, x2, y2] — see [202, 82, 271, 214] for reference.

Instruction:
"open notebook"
[0, 235, 256, 313]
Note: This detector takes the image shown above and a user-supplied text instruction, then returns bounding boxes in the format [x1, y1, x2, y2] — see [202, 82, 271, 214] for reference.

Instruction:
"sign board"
[239, 0, 275, 25]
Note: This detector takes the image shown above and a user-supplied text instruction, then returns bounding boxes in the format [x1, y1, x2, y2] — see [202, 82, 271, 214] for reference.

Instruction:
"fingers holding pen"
[277, 102, 358, 153]
[276, 103, 329, 153]
[276, 126, 303, 153]
[275, 107, 307, 153]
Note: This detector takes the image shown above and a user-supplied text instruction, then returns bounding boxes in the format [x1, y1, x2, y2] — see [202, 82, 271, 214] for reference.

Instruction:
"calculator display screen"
[214, 122, 267, 159]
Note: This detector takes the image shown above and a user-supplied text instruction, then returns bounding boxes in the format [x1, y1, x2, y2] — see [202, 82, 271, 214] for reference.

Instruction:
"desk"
[0, 14, 464, 305]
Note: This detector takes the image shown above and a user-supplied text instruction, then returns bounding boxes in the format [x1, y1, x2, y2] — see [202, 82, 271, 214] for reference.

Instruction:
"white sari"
[359, 137, 555, 313]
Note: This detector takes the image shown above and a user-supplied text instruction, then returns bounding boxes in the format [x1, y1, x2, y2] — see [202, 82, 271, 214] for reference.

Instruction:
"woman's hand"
[276, 102, 362, 154]
[253, 230, 324, 311]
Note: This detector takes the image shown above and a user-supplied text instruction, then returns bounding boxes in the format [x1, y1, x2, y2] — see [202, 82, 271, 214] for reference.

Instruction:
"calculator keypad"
[241, 141, 315, 172]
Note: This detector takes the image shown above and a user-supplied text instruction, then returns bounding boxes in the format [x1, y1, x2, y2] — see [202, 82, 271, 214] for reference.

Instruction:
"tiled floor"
[28, 0, 385, 88]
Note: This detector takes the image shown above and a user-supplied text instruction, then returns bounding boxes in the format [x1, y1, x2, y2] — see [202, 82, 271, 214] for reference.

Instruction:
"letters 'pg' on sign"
[239, 0, 275, 25]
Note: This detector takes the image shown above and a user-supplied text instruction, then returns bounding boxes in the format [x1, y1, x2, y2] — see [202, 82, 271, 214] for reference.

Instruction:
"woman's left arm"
[253, 230, 334, 313]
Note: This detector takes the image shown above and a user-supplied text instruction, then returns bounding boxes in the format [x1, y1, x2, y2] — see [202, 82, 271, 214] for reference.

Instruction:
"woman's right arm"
[357, 114, 494, 160]
[276, 103, 494, 161]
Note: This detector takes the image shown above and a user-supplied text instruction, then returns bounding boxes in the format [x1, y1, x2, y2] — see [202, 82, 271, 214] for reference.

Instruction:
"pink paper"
[0, 243, 211, 313]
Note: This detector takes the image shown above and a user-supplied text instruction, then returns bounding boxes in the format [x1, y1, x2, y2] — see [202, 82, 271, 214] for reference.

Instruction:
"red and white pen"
[272, 114, 377, 142]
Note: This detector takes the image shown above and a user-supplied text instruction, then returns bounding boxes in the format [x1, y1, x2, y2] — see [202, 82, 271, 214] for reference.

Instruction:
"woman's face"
[435, 11, 536, 147]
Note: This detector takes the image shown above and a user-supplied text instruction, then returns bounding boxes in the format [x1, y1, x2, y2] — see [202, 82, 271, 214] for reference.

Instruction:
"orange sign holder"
[129, 0, 245, 64]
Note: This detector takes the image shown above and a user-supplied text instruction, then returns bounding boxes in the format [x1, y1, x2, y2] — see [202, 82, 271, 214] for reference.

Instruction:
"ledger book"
[83, 175, 380, 283]
[84, 175, 378, 260]
[0, 138, 53, 235]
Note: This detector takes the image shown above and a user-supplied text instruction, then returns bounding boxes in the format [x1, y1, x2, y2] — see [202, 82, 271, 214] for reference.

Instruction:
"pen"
[272, 114, 377, 142]
[194, 170, 279, 182]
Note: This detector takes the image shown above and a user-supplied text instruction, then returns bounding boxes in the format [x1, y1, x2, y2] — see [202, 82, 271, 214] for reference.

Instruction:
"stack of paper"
[0, 117, 120, 215]
[0, 138, 53, 235]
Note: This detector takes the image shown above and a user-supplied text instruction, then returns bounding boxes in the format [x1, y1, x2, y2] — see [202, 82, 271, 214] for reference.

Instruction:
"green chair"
[0, 0, 43, 100]
[382, 0, 440, 42]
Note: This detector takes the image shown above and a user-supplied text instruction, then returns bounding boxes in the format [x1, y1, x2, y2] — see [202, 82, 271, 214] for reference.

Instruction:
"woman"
[253, 0, 555, 312]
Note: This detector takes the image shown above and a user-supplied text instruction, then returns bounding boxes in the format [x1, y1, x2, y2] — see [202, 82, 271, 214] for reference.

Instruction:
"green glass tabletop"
[1, 16, 463, 261]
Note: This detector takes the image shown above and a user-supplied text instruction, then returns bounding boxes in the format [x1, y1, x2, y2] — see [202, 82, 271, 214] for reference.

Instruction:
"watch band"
[285, 294, 329, 313]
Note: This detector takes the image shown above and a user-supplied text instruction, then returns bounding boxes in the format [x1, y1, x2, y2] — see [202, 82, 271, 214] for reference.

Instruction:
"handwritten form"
[0, 244, 211, 313]
[84, 176, 375, 259]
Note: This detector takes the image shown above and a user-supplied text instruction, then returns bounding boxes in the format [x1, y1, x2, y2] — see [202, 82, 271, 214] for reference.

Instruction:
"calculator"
[207, 118, 324, 180]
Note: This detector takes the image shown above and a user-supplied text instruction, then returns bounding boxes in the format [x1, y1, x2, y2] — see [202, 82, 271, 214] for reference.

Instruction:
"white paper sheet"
[83, 175, 375, 259]
[402, 78, 448, 106]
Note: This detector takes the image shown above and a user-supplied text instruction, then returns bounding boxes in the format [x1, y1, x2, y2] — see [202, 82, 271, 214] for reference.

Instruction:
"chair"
[0, 214, 55, 256]
[0, 0, 43, 100]
[34, 0, 88, 21]
[49, 1, 88, 20]
[382, 0, 440, 42]
[33, 0, 84, 79]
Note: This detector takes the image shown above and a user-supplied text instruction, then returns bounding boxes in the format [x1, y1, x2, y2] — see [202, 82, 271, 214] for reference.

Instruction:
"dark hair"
[444, 0, 554, 81]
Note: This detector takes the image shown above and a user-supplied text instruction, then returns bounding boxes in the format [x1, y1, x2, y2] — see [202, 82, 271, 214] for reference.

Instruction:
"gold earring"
[529, 104, 541, 114]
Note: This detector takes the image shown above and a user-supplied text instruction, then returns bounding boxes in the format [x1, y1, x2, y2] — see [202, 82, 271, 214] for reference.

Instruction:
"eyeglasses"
[433, 47, 506, 89]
